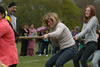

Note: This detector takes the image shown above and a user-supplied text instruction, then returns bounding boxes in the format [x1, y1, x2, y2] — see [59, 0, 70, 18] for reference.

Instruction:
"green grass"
[16, 42, 74, 67]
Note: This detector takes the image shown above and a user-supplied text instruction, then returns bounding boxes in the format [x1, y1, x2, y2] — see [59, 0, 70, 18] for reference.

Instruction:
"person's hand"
[43, 34, 49, 39]
[0, 61, 8, 67]
[73, 36, 78, 40]
[24, 33, 27, 36]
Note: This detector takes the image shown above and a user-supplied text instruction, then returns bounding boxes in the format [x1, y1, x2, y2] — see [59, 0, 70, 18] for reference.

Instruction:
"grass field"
[16, 42, 74, 67]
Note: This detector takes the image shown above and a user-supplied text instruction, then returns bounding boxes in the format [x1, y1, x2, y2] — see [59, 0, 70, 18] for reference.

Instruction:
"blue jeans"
[38, 41, 43, 54]
[41, 42, 49, 55]
[45, 45, 77, 67]
[92, 50, 100, 67]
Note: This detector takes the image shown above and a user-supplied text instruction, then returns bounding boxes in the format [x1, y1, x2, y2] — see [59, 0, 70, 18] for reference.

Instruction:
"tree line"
[2, 0, 81, 31]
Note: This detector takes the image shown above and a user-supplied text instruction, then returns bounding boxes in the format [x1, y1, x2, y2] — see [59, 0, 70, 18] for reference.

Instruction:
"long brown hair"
[83, 5, 96, 23]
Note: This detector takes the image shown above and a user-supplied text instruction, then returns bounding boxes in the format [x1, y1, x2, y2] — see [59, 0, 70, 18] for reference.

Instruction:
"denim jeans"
[80, 52, 94, 67]
[73, 41, 97, 67]
[48, 44, 54, 54]
[41, 42, 49, 55]
[92, 50, 100, 67]
[45, 45, 77, 67]
[38, 41, 43, 54]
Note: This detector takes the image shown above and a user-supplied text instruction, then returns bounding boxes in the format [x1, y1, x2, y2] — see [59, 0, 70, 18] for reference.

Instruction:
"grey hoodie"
[76, 16, 99, 43]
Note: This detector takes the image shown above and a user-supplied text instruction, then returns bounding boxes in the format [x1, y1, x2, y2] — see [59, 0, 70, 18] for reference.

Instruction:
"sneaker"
[38, 54, 42, 56]
[46, 55, 48, 57]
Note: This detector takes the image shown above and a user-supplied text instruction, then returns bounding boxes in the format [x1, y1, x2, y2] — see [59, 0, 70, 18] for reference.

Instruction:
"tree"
[2, 0, 81, 30]
[73, 0, 100, 24]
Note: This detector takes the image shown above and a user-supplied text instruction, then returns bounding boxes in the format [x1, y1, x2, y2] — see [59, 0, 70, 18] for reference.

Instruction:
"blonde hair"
[42, 12, 60, 27]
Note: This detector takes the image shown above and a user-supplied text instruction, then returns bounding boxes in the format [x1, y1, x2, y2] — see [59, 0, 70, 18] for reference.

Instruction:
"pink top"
[0, 19, 18, 66]
[28, 29, 36, 49]
[36, 27, 46, 32]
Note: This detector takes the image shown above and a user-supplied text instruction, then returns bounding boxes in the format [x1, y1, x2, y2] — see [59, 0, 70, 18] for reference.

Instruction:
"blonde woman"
[42, 12, 77, 67]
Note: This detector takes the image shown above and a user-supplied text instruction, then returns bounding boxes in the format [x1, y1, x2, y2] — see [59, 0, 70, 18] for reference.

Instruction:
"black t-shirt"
[97, 31, 100, 50]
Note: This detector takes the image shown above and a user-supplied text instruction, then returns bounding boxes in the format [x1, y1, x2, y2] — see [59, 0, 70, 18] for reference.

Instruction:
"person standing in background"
[41, 29, 50, 56]
[72, 27, 80, 50]
[5, 2, 19, 43]
[20, 24, 29, 56]
[5, 2, 17, 31]
[0, 5, 18, 67]
[27, 24, 37, 56]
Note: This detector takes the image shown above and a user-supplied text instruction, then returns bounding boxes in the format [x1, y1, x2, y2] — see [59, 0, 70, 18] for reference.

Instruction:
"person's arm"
[34, 29, 37, 36]
[43, 25, 64, 39]
[48, 27, 64, 38]
[75, 16, 97, 39]
[0, 61, 8, 67]
[96, 33, 99, 39]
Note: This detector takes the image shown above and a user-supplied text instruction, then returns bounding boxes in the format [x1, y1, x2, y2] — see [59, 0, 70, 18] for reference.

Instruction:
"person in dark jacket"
[20, 24, 29, 56]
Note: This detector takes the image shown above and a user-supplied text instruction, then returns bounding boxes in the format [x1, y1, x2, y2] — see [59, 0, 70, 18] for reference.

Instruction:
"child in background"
[42, 29, 51, 56]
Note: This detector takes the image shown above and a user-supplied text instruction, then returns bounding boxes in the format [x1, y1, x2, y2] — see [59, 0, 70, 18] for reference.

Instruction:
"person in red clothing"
[0, 5, 18, 67]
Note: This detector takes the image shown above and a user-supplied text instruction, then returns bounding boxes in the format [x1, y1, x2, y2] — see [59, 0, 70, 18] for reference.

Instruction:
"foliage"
[2, 0, 81, 30]
[74, 0, 100, 24]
